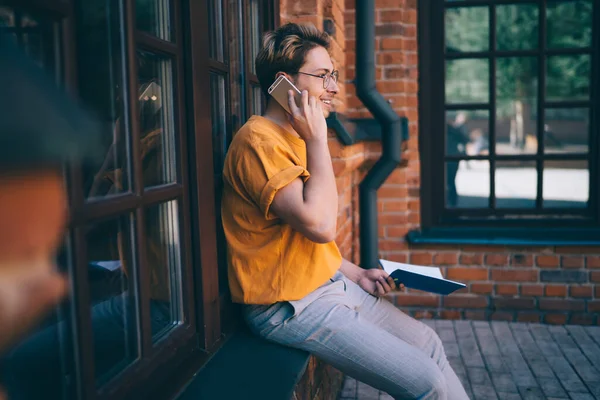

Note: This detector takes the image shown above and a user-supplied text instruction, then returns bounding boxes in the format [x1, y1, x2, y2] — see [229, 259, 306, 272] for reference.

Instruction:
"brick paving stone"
[472, 384, 499, 400]
[345, 322, 600, 400]
[356, 382, 379, 400]
[492, 373, 519, 394]
[537, 378, 568, 399]
[518, 387, 546, 400]
[497, 393, 523, 400]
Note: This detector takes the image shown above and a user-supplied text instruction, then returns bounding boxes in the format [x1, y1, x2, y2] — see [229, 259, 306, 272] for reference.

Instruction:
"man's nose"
[326, 78, 339, 94]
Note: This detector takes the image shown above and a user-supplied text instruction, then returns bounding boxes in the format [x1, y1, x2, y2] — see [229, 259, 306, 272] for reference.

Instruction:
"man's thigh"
[269, 299, 446, 399]
[341, 274, 443, 359]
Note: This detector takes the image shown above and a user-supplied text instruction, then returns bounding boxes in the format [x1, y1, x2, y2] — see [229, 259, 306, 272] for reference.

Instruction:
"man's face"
[291, 46, 339, 118]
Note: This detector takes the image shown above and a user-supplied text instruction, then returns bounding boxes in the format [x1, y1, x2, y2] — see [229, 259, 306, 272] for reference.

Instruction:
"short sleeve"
[239, 140, 309, 220]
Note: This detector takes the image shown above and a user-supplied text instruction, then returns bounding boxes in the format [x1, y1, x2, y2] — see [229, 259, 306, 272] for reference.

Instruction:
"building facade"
[0, 0, 598, 399]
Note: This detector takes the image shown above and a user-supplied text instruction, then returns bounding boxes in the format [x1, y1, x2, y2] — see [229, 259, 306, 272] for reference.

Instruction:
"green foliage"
[444, 1, 593, 111]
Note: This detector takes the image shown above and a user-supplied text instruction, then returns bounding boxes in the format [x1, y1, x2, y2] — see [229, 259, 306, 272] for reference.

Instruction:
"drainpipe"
[355, 0, 405, 269]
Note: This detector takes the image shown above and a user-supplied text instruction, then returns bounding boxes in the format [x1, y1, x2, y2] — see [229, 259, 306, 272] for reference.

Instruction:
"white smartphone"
[267, 75, 302, 114]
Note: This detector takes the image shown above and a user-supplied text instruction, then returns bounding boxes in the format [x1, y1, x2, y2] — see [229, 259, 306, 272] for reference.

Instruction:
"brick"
[395, 294, 439, 307]
[465, 311, 488, 320]
[376, 51, 404, 65]
[541, 270, 588, 283]
[378, 185, 408, 198]
[539, 298, 585, 311]
[491, 312, 514, 321]
[491, 269, 538, 282]
[409, 252, 432, 265]
[485, 254, 509, 266]
[562, 256, 584, 269]
[386, 226, 409, 238]
[545, 285, 567, 297]
[380, 38, 404, 50]
[588, 301, 600, 312]
[375, 23, 404, 36]
[591, 271, 600, 282]
[383, 67, 409, 80]
[378, 9, 403, 22]
[544, 313, 568, 325]
[555, 246, 600, 254]
[493, 297, 536, 310]
[570, 286, 593, 298]
[460, 254, 484, 266]
[382, 200, 408, 212]
[569, 313, 595, 325]
[586, 256, 600, 268]
[376, 80, 406, 94]
[287, 0, 319, 16]
[413, 310, 436, 319]
[511, 254, 534, 267]
[447, 267, 488, 281]
[496, 284, 518, 296]
[443, 295, 488, 309]
[521, 284, 544, 297]
[433, 253, 458, 266]
[536, 255, 560, 268]
[517, 312, 541, 323]
[440, 310, 462, 320]
[375, 0, 404, 8]
[378, 213, 408, 226]
[470, 283, 493, 294]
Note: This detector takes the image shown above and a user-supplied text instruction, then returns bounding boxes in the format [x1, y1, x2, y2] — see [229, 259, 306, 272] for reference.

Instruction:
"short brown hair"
[255, 23, 330, 99]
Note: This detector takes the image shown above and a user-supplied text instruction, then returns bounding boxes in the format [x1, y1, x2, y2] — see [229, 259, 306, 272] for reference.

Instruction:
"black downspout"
[355, 0, 406, 268]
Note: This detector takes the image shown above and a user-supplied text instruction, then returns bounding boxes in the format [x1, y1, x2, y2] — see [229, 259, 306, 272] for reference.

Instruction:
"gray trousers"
[243, 271, 470, 400]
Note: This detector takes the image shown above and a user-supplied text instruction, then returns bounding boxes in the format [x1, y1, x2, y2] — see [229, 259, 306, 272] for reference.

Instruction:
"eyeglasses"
[296, 70, 339, 89]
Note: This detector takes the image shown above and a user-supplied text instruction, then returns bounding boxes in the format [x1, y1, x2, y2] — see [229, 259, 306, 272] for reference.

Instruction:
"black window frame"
[416, 0, 600, 245]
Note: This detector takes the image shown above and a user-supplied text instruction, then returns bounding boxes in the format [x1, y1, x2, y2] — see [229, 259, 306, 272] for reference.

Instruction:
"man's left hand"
[357, 268, 404, 297]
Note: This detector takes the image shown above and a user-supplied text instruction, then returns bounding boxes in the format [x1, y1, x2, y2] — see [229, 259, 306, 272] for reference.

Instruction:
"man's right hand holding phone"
[287, 89, 327, 143]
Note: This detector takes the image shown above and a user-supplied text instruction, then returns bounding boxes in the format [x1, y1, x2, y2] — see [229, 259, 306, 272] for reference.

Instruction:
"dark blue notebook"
[379, 259, 466, 295]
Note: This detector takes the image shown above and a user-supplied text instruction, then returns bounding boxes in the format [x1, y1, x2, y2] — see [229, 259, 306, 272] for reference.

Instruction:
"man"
[222, 23, 469, 399]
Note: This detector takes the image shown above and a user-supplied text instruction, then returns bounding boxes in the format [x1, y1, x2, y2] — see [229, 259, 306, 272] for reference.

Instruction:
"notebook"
[379, 259, 466, 295]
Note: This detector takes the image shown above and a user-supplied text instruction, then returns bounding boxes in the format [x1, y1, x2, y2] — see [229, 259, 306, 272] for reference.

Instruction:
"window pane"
[495, 161, 537, 208]
[136, 0, 172, 42]
[544, 108, 589, 154]
[145, 200, 183, 340]
[446, 110, 489, 157]
[496, 4, 538, 51]
[85, 215, 138, 386]
[249, 0, 261, 73]
[1, 245, 73, 398]
[138, 51, 178, 187]
[210, 73, 228, 173]
[445, 7, 489, 53]
[208, 0, 224, 61]
[547, 0, 592, 49]
[546, 55, 591, 102]
[543, 160, 589, 208]
[228, 0, 244, 130]
[496, 57, 538, 155]
[77, 0, 130, 199]
[445, 59, 489, 104]
[447, 160, 490, 208]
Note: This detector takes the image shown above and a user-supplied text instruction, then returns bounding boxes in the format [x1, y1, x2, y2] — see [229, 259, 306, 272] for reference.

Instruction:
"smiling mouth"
[321, 99, 332, 107]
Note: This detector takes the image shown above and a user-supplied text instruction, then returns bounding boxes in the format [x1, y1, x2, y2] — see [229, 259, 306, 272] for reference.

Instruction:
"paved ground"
[338, 320, 600, 400]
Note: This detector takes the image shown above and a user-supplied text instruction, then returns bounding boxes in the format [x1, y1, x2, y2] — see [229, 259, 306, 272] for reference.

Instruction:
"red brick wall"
[281, 0, 599, 326]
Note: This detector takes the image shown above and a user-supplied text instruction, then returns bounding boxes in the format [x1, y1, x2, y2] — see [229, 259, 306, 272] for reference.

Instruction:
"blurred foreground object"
[0, 35, 101, 355]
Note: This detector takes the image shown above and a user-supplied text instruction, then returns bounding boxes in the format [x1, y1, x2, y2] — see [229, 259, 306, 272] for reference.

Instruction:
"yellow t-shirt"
[222, 115, 342, 304]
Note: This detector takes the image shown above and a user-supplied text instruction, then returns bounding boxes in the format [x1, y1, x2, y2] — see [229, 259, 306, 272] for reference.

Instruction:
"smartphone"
[267, 75, 302, 114]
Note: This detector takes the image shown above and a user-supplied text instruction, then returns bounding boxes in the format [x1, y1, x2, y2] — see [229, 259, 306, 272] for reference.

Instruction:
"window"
[418, 0, 599, 240]
[1, 1, 201, 399]
[208, 0, 278, 331]
[1, 0, 278, 398]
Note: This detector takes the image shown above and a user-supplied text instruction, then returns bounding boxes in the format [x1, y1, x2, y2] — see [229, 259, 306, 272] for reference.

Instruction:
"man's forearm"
[303, 138, 338, 233]
[339, 258, 365, 284]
